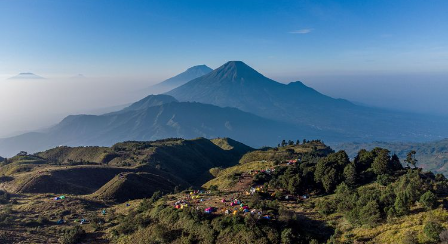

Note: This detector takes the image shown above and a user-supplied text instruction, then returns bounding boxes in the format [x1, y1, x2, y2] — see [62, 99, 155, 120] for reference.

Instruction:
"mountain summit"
[166, 61, 338, 121]
[9, 72, 45, 80]
[150, 65, 213, 93]
[176, 61, 280, 88]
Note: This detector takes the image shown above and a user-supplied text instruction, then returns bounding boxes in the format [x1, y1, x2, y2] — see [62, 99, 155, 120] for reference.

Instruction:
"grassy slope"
[1, 138, 250, 200]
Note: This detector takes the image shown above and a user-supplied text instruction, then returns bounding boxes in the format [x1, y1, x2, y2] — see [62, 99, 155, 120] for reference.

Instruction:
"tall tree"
[372, 149, 391, 175]
[343, 163, 357, 187]
[405, 150, 418, 168]
[315, 151, 350, 193]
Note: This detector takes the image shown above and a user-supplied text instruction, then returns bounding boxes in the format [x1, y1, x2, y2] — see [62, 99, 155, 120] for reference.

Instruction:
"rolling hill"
[167, 61, 448, 142]
[0, 138, 253, 200]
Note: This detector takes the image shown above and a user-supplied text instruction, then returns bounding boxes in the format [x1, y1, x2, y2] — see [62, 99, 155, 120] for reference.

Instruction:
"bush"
[0, 190, 10, 204]
[114, 212, 140, 235]
[401, 231, 417, 244]
[0, 205, 13, 226]
[37, 215, 50, 225]
[59, 226, 85, 244]
[424, 221, 443, 243]
[316, 199, 336, 216]
[209, 185, 219, 192]
[377, 174, 393, 186]
[209, 167, 222, 177]
[358, 201, 381, 226]
[281, 228, 294, 244]
[420, 191, 438, 210]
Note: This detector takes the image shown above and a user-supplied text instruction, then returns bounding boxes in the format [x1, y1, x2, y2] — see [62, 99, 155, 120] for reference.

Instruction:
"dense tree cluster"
[251, 146, 448, 232]
[277, 139, 323, 147]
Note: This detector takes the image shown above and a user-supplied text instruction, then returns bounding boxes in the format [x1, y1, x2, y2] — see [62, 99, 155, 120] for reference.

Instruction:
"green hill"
[0, 138, 251, 199]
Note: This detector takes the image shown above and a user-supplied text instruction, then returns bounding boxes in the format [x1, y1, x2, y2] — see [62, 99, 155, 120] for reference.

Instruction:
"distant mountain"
[0, 95, 323, 157]
[167, 61, 448, 142]
[70, 74, 86, 79]
[8, 72, 45, 79]
[149, 65, 213, 93]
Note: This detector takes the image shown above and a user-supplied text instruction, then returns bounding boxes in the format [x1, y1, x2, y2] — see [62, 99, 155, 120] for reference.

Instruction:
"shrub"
[401, 231, 417, 244]
[423, 221, 443, 243]
[377, 174, 393, 186]
[420, 191, 438, 210]
[316, 199, 336, 216]
[37, 215, 50, 225]
[209, 185, 219, 192]
[358, 201, 381, 226]
[281, 228, 294, 244]
[209, 167, 222, 177]
[0, 190, 10, 204]
[59, 226, 85, 244]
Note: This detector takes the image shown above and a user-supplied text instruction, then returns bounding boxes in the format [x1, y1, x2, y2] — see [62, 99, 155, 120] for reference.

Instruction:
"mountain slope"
[167, 61, 448, 141]
[111, 94, 178, 114]
[0, 95, 322, 156]
[150, 65, 213, 93]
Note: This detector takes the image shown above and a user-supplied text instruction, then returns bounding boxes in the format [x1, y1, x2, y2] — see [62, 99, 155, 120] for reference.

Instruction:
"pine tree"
[405, 150, 418, 168]
[343, 163, 357, 187]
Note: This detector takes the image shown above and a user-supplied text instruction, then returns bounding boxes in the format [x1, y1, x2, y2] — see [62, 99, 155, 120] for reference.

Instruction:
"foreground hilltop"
[0, 137, 252, 202]
[2, 138, 448, 243]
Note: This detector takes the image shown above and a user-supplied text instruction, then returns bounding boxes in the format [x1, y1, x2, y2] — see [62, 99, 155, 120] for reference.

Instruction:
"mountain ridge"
[0, 95, 324, 157]
[167, 61, 448, 142]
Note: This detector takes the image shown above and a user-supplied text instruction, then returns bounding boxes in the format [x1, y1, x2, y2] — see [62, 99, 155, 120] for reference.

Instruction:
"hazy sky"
[0, 0, 447, 137]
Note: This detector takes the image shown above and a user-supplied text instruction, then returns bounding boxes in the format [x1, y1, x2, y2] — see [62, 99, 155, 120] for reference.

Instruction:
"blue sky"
[1, 0, 447, 79]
